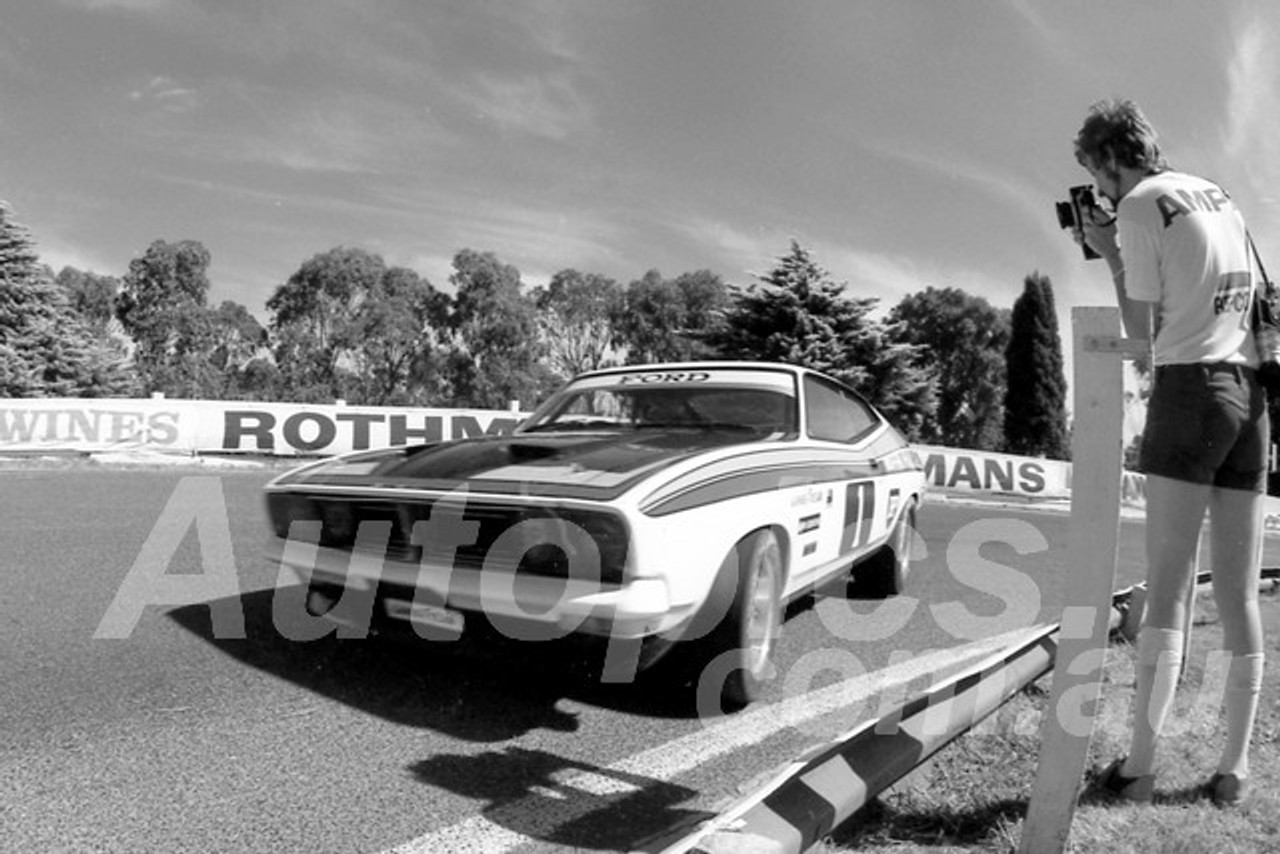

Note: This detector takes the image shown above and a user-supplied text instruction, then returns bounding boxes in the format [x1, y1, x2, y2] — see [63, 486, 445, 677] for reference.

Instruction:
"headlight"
[492, 509, 630, 585]
[559, 511, 630, 585]
[316, 500, 358, 546]
[266, 492, 318, 540]
[517, 542, 571, 578]
[266, 493, 360, 548]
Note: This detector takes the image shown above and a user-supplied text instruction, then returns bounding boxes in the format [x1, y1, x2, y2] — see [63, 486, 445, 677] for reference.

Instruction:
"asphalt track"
[5, 458, 1275, 853]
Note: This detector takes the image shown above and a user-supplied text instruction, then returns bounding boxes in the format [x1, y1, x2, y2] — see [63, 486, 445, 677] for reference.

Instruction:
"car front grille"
[268, 492, 629, 585]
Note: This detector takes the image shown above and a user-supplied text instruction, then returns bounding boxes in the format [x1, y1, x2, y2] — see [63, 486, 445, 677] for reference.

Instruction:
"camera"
[1055, 184, 1102, 259]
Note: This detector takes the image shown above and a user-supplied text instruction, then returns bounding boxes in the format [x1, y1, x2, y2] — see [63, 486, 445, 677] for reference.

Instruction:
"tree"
[445, 249, 555, 408]
[0, 341, 29, 394]
[670, 269, 731, 357]
[0, 202, 134, 396]
[532, 269, 622, 381]
[858, 315, 937, 443]
[206, 300, 269, 399]
[266, 246, 387, 402]
[1, 201, 65, 396]
[889, 286, 1011, 450]
[708, 241, 934, 435]
[267, 322, 338, 403]
[267, 246, 383, 350]
[117, 239, 219, 397]
[74, 333, 141, 398]
[51, 266, 141, 396]
[345, 266, 452, 405]
[56, 267, 120, 328]
[1004, 272, 1069, 459]
[209, 300, 267, 372]
[613, 269, 730, 364]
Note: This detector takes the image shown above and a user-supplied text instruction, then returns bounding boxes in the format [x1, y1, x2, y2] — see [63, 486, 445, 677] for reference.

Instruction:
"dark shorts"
[1140, 363, 1269, 492]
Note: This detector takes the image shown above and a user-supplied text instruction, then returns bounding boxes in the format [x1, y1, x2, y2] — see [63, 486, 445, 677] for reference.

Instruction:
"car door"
[789, 373, 887, 590]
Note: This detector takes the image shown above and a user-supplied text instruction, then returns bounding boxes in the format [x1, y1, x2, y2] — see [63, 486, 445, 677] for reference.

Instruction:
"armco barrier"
[641, 570, 1279, 854]
[640, 626, 1058, 854]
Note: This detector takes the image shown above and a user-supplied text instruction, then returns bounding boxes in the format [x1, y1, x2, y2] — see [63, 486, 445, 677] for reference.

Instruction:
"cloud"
[1224, 14, 1280, 223]
[493, 1, 589, 64]
[128, 76, 200, 112]
[676, 215, 1006, 310]
[33, 231, 119, 278]
[126, 74, 457, 177]
[59, 0, 192, 12]
[433, 198, 624, 279]
[1006, 0, 1068, 58]
[816, 243, 1028, 317]
[864, 137, 1050, 228]
[449, 71, 593, 141]
[223, 107, 397, 175]
[1224, 17, 1277, 153]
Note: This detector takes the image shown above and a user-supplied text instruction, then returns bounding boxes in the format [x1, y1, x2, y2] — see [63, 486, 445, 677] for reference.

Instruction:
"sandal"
[1097, 757, 1154, 803]
[1205, 772, 1249, 808]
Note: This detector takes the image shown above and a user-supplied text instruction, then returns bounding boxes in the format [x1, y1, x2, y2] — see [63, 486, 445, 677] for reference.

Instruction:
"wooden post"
[1020, 307, 1147, 852]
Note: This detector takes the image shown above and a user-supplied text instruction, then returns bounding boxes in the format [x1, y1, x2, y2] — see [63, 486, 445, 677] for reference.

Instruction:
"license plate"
[385, 598, 465, 634]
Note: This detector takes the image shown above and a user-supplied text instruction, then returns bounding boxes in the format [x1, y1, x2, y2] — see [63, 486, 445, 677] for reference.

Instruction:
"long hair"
[1074, 98, 1168, 173]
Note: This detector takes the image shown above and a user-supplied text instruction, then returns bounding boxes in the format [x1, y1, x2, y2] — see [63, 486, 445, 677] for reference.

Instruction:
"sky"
[3, 0, 1280, 356]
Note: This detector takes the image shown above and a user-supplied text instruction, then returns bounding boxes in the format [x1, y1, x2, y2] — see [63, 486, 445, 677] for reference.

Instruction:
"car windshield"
[519, 369, 799, 437]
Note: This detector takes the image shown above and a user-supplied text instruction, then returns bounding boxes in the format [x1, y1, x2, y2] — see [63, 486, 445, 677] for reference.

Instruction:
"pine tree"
[0, 341, 33, 395]
[709, 241, 934, 436]
[0, 201, 121, 397]
[1004, 272, 1069, 459]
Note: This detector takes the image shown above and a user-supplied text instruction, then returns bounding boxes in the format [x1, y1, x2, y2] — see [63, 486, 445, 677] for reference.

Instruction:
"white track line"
[380, 627, 1044, 854]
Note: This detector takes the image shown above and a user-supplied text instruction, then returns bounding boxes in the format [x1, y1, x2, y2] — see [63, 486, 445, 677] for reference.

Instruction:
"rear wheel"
[706, 529, 783, 709]
[849, 500, 916, 598]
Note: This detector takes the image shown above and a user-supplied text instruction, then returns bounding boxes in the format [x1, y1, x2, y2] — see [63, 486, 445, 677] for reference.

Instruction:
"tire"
[849, 500, 916, 598]
[707, 529, 784, 709]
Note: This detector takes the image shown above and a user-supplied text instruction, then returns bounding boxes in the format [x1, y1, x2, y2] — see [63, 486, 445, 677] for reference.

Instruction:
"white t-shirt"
[1118, 171, 1257, 367]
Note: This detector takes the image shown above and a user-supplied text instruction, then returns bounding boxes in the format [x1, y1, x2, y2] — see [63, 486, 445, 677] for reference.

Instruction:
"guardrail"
[639, 569, 1279, 854]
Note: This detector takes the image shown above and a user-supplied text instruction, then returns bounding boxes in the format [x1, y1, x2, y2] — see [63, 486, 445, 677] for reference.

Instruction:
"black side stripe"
[644, 463, 880, 517]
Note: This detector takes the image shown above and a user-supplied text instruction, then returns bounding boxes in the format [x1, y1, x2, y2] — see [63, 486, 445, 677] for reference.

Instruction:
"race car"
[264, 362, 926, 708]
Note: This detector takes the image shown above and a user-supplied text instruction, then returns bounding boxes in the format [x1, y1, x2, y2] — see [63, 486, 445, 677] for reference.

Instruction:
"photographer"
[1069, 98, 1266, 807]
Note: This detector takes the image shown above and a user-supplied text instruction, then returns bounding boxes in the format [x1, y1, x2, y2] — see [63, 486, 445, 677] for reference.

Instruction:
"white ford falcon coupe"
[265, 362, 926, 708]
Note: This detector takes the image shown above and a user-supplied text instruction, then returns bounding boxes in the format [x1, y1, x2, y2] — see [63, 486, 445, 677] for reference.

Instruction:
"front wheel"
[707, 529, 783, 709]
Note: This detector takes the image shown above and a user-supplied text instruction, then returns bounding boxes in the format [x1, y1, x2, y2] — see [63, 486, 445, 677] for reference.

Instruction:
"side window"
[804, 376, 879, 442]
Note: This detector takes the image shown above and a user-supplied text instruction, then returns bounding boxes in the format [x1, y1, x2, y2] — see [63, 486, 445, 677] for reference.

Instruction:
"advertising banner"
[916, 444, 1071, 500]
[0, 398, 526, 456]
[11, 398, 1274, 523]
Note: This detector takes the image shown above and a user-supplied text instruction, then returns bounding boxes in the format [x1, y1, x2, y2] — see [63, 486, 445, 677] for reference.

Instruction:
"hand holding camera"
[1055, 185, 1116, 261]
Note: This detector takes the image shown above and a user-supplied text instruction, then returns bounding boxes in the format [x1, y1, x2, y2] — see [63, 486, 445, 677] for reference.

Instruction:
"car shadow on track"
[167, 586, 715, 742]
[408, 746, 710, 851]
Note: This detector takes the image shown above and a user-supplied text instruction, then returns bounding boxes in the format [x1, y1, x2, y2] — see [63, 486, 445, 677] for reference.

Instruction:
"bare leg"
[1209, 485, 1265, 778]
[1142, 475, 1212, 630]
[1208, 486, 1264, 654]
[1124, 473, 1210, 778]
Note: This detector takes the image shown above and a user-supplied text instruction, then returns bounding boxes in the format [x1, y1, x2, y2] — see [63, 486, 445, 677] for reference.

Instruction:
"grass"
[817, 586, 1280, 853]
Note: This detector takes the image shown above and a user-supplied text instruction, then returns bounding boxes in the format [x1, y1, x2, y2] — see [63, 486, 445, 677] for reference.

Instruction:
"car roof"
[573, 361, 810, 380]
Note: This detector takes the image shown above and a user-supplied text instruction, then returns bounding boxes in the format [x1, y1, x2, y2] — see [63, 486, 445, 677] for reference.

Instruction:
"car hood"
[273, 430, 764, 501]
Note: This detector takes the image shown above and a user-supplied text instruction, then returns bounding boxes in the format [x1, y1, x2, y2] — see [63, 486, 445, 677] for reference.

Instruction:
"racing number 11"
[839, 481, 876, 553]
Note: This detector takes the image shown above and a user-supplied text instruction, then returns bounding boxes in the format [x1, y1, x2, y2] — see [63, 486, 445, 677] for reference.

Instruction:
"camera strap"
[1247, 231, 1272, 293]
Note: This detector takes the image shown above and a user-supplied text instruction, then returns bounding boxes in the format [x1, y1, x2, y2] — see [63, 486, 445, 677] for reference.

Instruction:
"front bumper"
[269, 539, 693, 641]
